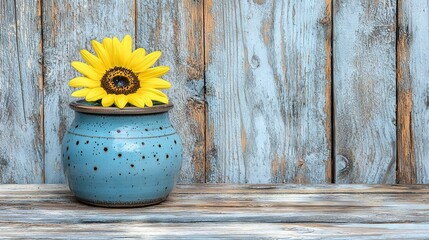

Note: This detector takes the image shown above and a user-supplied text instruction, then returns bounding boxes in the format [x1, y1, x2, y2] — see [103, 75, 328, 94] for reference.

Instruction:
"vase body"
[61, 102, 182, 207]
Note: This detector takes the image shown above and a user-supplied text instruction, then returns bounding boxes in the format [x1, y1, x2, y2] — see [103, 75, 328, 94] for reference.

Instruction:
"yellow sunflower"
[69, 35, 171, 109]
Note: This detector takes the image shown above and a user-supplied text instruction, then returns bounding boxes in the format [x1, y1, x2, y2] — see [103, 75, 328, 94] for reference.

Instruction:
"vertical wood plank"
[43, 0, 135, 183]
[0, 0, 43, 183]
[333, 0, 396, 183]
[205, 0, 332, 183]
[397, 0, 429, 184]
[136, 0, 205, 183]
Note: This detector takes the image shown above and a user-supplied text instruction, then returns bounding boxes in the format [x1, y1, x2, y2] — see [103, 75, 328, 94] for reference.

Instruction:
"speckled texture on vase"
[61, 101, 182, 207]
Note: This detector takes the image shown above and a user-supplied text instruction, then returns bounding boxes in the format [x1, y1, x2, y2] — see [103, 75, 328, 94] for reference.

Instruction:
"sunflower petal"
[71, 61, 102, 81]
[138, 89, 169, 104]
[113, 37, 124, 66]
[102, 37, 115, 66]
[71, 88, 91, 98]
[121, 34, 132, 61]
[121, 34, 133, 54]
[139, 66, 170, 79]
[114, 94, 128, 109]
[85, 87, 107, 102]
[143, 88, 168, 98]
[140, 78, 171, 89]
[101, 94, 115, 107]
[144, 97, 153, 107]
[102, 37, 113, 53]
[92, 40, 112, 69]
[68, 77, 100, 88]
[125, 48, 146, 69]
[80, 49, 106, 72]
[131, 51, 162, 73]
[127, 93, 146, 108]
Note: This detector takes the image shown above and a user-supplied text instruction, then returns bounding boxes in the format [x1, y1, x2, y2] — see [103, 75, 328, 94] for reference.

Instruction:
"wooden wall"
[0, 0, 428, 184]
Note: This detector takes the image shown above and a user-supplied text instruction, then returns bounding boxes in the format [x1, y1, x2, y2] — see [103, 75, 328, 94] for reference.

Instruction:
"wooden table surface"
[1, 184, 428, 239]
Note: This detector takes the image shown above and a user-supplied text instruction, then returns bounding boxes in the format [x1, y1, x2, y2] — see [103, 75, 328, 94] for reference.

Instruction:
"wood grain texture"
[1, 223, 429, 239]
[136, 0, 205, 183]
[0, 184, 429, 239]
[205, 0, 332, 183]
[42, 0, 135, 183]
[333, 0, 397, 183]
[0, 0, 43, 183]
[2, 1, 429, 184]
[397, 0, 429, 184]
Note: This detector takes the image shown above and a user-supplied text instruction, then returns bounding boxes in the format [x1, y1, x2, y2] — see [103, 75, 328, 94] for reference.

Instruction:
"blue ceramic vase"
[61, 100, 182, 207]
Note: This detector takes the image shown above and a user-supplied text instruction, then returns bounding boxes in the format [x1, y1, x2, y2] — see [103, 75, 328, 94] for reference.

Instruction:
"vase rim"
[69, 100, 174, 115]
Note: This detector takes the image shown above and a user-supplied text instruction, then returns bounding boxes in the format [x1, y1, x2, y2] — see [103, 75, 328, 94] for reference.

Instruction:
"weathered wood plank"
[2, 191, 429, 210]
[0, 184, 429, 239]
[205, 0, 332, 183]
[1, 184, 428, 223]
[397, 1, 429, 184]
[42, 0, 135, 183]
[1, 222, 429, 239]
[2, 184, 429, 194]
[2, 0, 429, 185]
[136, 0, 205, 183]
[333, 0, 396, 183]
[0, 0, 43, 183]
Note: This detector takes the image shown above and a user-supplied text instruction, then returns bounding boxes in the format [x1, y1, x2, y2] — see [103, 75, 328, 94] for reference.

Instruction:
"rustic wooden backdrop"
[0, 0, 428, 184]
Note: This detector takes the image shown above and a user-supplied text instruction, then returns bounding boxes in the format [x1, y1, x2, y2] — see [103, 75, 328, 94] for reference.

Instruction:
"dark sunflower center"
[101, 67, 140, 95]
[112, 76, 130, 88]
